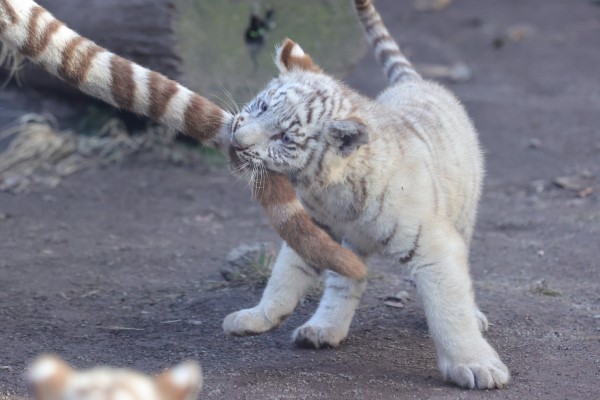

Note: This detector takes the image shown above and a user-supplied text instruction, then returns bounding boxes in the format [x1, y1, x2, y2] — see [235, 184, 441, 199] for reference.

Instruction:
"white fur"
[290, 44, 305, 58]
[28, 357, 60, 383]
[161, 85, 193, 131]
[131, 64, 151, 115]
[79, 51, 116, 106]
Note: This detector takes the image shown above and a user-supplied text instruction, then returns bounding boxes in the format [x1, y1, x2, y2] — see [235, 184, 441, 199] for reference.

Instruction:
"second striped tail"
[354, 0, 421, 84]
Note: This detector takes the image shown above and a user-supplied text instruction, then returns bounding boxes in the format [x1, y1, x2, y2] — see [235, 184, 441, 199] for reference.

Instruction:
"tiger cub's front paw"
[223, 307, 287, 337]
[293, 324, 348, 349]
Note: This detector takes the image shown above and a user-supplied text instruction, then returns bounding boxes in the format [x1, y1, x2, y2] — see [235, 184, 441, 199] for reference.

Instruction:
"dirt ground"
[1, 0, 599, 399]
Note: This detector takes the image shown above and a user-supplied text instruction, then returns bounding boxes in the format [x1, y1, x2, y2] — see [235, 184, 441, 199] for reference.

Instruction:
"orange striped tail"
[0, 0, 367, 280]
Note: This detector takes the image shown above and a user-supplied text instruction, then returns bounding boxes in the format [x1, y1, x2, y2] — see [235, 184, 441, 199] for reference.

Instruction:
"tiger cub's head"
[228, 39, 370, 180]
[27, 355, 202, 400]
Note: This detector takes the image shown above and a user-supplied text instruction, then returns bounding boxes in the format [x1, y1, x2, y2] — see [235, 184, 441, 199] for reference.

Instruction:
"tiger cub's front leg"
[293, 269, 366, 349]
[223, 243, 319, 336]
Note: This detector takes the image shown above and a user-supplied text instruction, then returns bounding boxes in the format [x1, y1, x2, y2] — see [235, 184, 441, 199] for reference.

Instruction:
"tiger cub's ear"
[155, 361, 203, 400]
[327, 117, 370, 156]
[27, 355, 73, 400]
[275, 38, 323, 74]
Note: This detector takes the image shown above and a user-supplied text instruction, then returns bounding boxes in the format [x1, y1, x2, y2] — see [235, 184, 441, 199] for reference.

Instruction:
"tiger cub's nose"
[230, 133, 247, 150]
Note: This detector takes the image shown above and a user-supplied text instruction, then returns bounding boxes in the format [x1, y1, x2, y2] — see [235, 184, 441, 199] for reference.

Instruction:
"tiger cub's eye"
[282, 134, 292, 143]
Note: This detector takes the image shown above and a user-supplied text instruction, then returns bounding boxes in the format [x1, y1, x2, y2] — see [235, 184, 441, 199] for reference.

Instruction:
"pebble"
[528, 138, 542, 149]
[395, 290, 410, 302]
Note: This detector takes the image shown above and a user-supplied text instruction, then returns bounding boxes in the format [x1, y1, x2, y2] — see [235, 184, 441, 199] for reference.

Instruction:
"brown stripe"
[255, 172, 299, 207]
[20, 6, 44, 56]
[301, 146, 318, 169]
[377, 48, 404, 66]
[315, 142, 330, 174]
[110, 56, 136, 110]
[0, 0, 17, 24]
[253, 171, 366, 280]
[262, 203, 367, 280]
[279, 39, 296, 69]
[279, 38, 322, 73]
[34, 19, 62, 57]
[379, 223, 398, 247]
[20, 4, 62, 58]
[354, 0, 372, 11]
[183, 94, 225, 141]
[376, 184, 389, 218]
[74, 44, 103, 86]
[293, 263, 319, 277]
[399, 226, 422, 264]
[364, 17, 382, 35]
[372, 34, 393, 49]
[58, 36, 84, 83]
[347, 177, 368, 220]
[148, 71, 179, 120]
[387, 63, 417, 82]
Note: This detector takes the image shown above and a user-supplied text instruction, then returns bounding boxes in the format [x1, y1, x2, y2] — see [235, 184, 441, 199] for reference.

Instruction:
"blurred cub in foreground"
[28, 355, 202, 400]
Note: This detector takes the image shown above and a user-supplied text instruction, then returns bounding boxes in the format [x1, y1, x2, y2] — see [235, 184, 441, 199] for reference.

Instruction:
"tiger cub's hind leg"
[413, 223, 509, 389]
[293, 270, 366, 349]
[223, 243, 319, 336]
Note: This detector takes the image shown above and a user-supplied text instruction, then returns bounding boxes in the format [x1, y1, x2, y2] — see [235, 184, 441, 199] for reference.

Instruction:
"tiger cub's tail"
[353, 0, 421, 84]
[0, 0, 225, 143]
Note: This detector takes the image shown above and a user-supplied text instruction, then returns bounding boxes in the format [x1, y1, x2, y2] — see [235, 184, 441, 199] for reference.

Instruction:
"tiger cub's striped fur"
[223, 0, 510, 390]
[28, 355, 201, 400]
[0, 0, 367, 280]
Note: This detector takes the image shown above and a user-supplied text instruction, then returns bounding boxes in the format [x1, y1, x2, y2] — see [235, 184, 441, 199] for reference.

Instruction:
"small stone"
[578, 187, 595, 198]
[0, 213, 11, 220]
[448, 63, 473, 83]
[530, 180, 546, 194]
[413, 0, 452, 12]
[419, 63, 473, 83]
[492, 37, 506, 49]
[220, 268, 237, 282]
[395, 290, 410, 302]
[537, 250, 545, 257]
[528, 138, 542, 149]
[554, 175, 592, 192]
[383, 298, 405, 308]
[506, 25, 535, 42]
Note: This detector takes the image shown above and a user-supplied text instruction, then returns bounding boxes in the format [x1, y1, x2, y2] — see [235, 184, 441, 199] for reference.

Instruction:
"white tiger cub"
[223, 0, 510, 390]
[27, 355, 202, 400]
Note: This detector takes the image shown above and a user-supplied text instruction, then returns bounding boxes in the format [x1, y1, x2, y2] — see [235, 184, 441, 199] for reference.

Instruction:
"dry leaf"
[413, 0, 452, 12]
[554, 175, 593, 192]
[578, 187, 595, 198]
